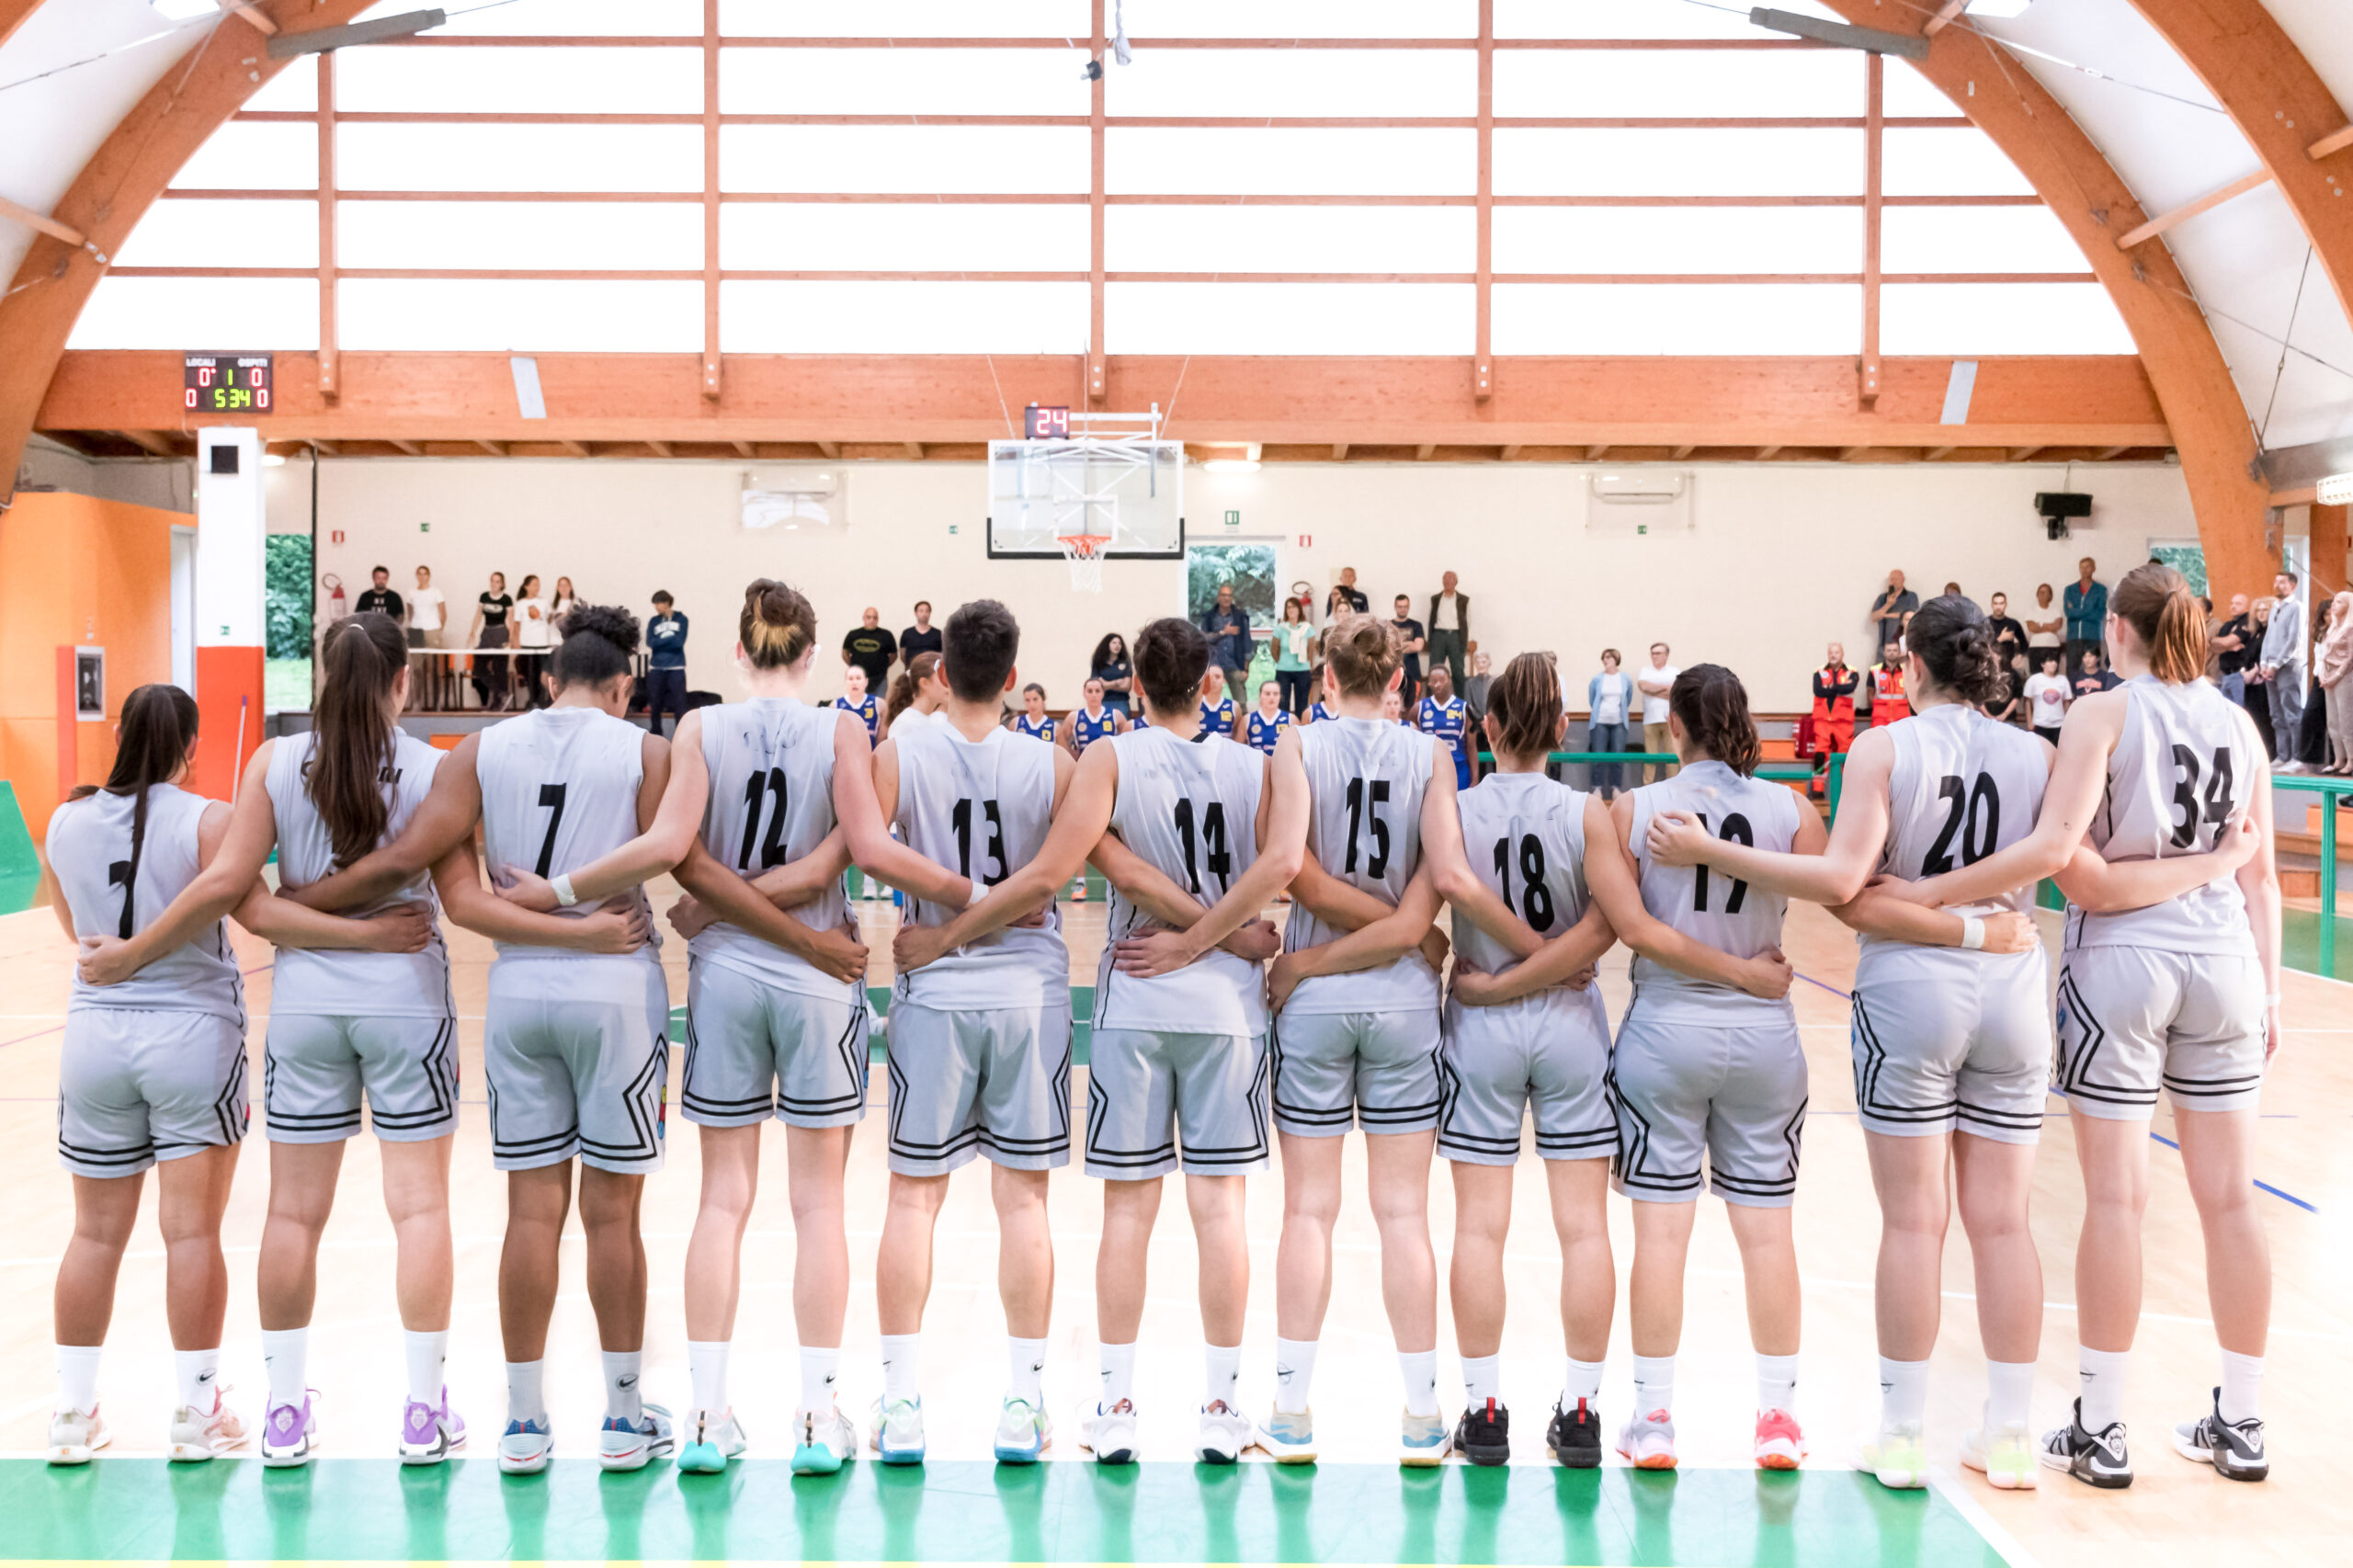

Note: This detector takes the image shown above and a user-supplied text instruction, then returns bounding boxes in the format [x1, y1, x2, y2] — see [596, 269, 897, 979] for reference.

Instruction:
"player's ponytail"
[1483, 651, 1561, 765]
[549, 603, 641, 688]
[1133, 618, 1211, 718]
[885, 651, 939, 730]
[1668, 664, 1760, 777]
[309, 610, 407, 866]
[101, 684, 200, 938]
[1324, 613, 1400, 698]
[738, 577, 817, 670]
[2111, 562, 2207, 685]
[1906, 594, 2001, 704]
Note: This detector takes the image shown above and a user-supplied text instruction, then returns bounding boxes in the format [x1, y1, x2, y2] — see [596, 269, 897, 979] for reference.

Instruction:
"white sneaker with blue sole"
[869, 1395, 926, 1465]
[994, 1396, 1051, 1463]
[676, 1408, 746, 1474]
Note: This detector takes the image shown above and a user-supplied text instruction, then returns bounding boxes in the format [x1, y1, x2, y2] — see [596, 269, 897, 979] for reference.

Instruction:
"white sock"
[2077, 1346, 2128, 1432]
[1008, 1336, 1048, 1404]
[1986, 1359, 2035, 1433]
[602, 1349, 643, 1423]
[1878, 1356, 1929, 1430]
[1399, 1349, 1439, 1419]
[880, 1334, 919, 1403]
[2218, 1349, 2264, 1425]
[800, 1344, 841, 1413]
[688, 1340, 730, 1415]
[174, 1348, 221, 1412]
[1098, 1340, 1137, 1409]
[507, 1359, 546, 1425]
[1461, 1353, 1501, 1408]
[1756, 1352, 1800, 1415]
[55, 1345, 101, 1415]
[1564, 1357, 1606, 1405]
[260, 1328, 308, 1408]
[404, 1330, 447, 1407]
[1631, 1354, 1676, 1418]
[1273, 1337, 1317, 1415]
[1204, 1342, 1242, 1410]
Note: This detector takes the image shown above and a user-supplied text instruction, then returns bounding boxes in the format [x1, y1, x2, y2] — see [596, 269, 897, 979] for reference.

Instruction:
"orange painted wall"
[0, 492, 185, 840]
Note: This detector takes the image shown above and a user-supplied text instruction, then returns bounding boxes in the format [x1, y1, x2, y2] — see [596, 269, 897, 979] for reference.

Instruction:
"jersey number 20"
[1923, 773, 2000, 874]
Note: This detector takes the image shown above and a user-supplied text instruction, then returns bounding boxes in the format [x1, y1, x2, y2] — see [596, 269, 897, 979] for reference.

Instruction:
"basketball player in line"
[897, 616, 1305, 1464]
[1889, 567, 2280, 1488]
[835, 664, 881, 745]
[46, 684, 442, 1465]
[1063, 675, 1124, 757]
[1013, 683, 1059, 744]
[1649, 596, 2254, 1491]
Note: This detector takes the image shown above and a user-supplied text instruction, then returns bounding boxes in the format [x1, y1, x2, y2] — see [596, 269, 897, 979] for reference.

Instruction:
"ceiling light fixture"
[2318, 472, 2353, 506]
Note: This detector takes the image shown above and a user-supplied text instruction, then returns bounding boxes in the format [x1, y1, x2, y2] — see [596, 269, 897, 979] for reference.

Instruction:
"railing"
[2274, 773, 2353, 977]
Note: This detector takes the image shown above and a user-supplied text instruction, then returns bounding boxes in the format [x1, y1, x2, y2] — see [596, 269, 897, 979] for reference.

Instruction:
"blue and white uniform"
[1071, 704, 1120, 754]
[1244, 707, 1291, 756]
[1306, 701, 1337, 725]
[1013, 712, 1058, 744]
[1418, 694, 1472, 789]
[835, 691, 881, 744]
[1200, 695, 1238, 737]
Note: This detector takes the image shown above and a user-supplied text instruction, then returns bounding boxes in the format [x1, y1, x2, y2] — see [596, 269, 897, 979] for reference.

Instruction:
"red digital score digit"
[1025, 404, 1070, 440]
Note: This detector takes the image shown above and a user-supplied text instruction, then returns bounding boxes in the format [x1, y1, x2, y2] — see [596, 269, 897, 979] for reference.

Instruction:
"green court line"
[0, 1459, 2006, 1566]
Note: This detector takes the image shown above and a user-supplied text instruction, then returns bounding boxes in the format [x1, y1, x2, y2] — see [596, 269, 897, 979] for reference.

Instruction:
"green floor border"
[0, 1459, 2008, 1566]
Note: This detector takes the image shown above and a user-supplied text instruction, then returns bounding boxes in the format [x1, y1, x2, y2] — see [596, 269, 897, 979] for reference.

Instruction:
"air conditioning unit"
[742, 468, 845, 530]
[1586, 469, 1694, 532]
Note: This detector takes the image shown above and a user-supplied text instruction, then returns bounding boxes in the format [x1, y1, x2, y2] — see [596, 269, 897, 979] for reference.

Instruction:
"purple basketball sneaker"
[401, 1387, 468, 1466]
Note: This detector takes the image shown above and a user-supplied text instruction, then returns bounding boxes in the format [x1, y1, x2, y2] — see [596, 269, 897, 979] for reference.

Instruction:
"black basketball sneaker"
[1455, 1399, 1510, 1466]
[2173, 1388, 2267, 1482]
[1547, 1396, 1603, 1469]
[2040, 1397, 2131, 1488]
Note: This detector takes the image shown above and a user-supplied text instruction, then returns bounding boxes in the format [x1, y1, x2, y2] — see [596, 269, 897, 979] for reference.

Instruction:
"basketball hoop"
[1058, 532, 1110, 593]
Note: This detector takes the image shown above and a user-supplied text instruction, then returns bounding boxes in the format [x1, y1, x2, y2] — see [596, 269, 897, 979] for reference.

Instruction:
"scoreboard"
[184, 353, 272, 414]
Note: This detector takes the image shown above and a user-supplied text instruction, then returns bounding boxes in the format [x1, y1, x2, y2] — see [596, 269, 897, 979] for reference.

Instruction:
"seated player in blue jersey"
[1416, 665, 1478, 789]
[1013, 682, 1058, 744]
[1304, 668, 1338, 725]
[1199, 667, 1241, 740]
[1064, 676, 1123, 757]
[1381, 689, 1408, 726]
[835, 665, 881, 744]
[1245, 679, 1293, 756]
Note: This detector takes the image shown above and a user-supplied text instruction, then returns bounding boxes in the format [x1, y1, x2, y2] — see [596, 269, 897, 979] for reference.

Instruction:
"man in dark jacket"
[1427, 571, 1469, 692]
[647, 590, 689, 738]
[1199, 584, 1254, 701]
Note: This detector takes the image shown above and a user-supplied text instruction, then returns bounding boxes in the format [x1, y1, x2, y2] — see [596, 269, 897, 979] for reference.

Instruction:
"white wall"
[271, 455, 2198, 712]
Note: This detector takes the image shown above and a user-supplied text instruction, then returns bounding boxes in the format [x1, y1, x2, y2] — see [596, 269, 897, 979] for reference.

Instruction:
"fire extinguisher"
[322, 572, 347, 623]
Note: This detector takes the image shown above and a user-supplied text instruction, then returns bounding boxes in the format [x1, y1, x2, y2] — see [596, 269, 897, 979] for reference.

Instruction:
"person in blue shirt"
[834, 663, 881, 743]
[646, 589, 688, 738]
[1011, 681, 1058, 743]
[2062, 556, 2109, 680]
[1063, 675, 1122, 756]
[1415, 662, 1476, 788]
[1198, 666, 1241, 738]
[1244, 678, 1292, 755]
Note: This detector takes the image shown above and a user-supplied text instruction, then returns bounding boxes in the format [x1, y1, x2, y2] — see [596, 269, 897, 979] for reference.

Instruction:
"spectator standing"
[1462, 650, 1492, 720]
[1090, 631, 1134, 717]
[646, 589, 689, 738]
[354, 564, 404, 621]
[2211, 592, 2255, 706]
[2317, 592, 2353, 774]
[841, 606, 897, 693]
[1637, 642, 1679, 781]
[547, 576, 579, 644]
[2024, 582, 2063, 662]
[466, 570, 513, 712]
[1809, 642, 1859, 795]
[1426, 571, 1469, 692]
[1273, 597, 1315, 715]
[2245, 597, 2279, 757]
[2062, 556, 2107, 677]
[1869, 569, 1918, 653]
[1985, 592, 2027, 676]
[2071, 647, 2120, 697]
[1199, 583, 1255, 702]
[1325, 566, 1370, 619]
[2297, 604, 2332, 771]
[1388, 594, 1427, 701]
[1867, 641, 1910, 727]
[898, 600, 942, 666]
[1586, 647, 1635, 801]
[2023, 649, 2069, 744]
[406, 565, 446, 710]
[2257, 569, 2305, 764]
[513, 573, 552, 709]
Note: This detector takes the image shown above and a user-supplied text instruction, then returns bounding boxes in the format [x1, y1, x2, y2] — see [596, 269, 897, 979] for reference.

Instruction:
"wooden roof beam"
[390, 437, 420, 455]
[0, 193, 86, 250]
[904, 441, 924, 460]
[2115, 169, 2270, 250]
[1922, 0, 1969, 36]
[1586, 444, 1608, 460]
[2313, 124, 2353, 162]
[645, 438, 674, 457]
[1670, 443, 1695, 460]
[474, 438, 506, 457]
[1925, 445, 1955, 460]
[118, 429, 176, 456]
[2097, 445, 2130, 460]
[1497, 444, 1518, 460]
[817, 439, 840, 458]
[2009, 446, 2041, 462]
[560, 439, 590, 456]
[1415, 443, 1436, 460]
[1756, 445, 1782, 459]
[230, 4, 278, 35]
[732, 439, 756, 458]
[1332, 443, 1349, 460]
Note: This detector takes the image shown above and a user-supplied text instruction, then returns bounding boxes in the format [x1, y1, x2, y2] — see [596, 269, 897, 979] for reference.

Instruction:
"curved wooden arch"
[1823, 0, 2275, 596]
[0, 0, 47, 52]
[0, 0, 372, 502]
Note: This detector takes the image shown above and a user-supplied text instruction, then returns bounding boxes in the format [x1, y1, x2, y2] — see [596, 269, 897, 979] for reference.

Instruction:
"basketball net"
[1058, 533, 1109, 593]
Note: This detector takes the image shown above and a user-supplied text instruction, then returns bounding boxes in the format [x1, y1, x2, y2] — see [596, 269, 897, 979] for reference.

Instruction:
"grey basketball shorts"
[58, 1008, 249, 1178]
[2054, 946, 2267, 1119]
[1085, 1028, 1269, 1179]
[264, 1014, 459, 1144]
[1269, 1006, 1444, 1137]
[1438, 987, 1616, 1166]
[483, 960, 671, 1175]
[884, 998, 1073, 1176]
[682, 960, 869, 1131]
[1609, 1003, 1808, 1208]
[1849, 945, 2049, 1145]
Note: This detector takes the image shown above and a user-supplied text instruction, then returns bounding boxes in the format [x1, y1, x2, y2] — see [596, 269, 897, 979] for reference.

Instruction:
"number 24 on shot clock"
[184, 353, 272, 413]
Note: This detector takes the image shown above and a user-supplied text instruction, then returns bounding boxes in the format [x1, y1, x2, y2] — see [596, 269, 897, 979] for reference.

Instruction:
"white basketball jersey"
[1093, 726, 1268, 1036]
[475, 705, 662, 968]
[1451, 771, 1592, 981]
[1868, 703, 2050, 958]
[692, 697, 852, 1000]
[1283, 715, 1440, 1013]
[1625, 759, 1802, 1019]
[48, 784, 244, 1021]
[891, 721, 1069, 1008]
[2067, 675, 2260, 956]
[267, 731, 452, 1017]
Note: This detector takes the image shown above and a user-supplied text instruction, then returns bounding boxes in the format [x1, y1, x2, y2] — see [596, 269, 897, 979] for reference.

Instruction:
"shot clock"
[1024, 403, 1070, 440]
[185, 353, 273, 414]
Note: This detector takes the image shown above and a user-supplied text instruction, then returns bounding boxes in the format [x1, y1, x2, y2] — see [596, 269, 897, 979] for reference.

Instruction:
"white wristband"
[1960, 915, 1985, 950]
[551, 873, 579, 908]
[964, 881, 989, 910]
[2264, 991, 2282, 1007]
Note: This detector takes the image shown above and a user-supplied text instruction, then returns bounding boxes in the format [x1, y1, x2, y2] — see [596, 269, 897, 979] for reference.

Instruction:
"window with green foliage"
[265, 533, 313, 710]
[2149, 540, 2208, 600]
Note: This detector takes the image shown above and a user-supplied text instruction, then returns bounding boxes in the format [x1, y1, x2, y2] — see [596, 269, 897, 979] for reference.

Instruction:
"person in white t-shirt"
[513, 574, 553, 710]
[408, 566, 448, 711]
[1636, 643, 1681, 784]
[2022, 648, 2070, 744]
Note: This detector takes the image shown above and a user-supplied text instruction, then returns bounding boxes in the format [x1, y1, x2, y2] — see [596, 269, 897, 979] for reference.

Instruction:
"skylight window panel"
[1881, 206, 2087, 274]
[1882, 127, 2036, 196]
[340, 279, 703, 351]
[70, 278, 318, 350]
[1122, 0, 1474, 38]
[335, 47, 703, 115]
[1494, 207, 1861, 273]
[1496, 0, 1845, 39]
[387, 0, 701, 33]
[722, 126, 1089, 193]
[720, 0, 1087, 35]
[1495, 128, 1861, 196]
[244, 67, 315, 114]
[722, 282, 1088, 352]
[1495, 283, 1861, 353]
[339, 202, 702, 271]
[170, 122, 317, 190]
[1106, 283, 1473, 353]
[114, 200, 318, 269]
[1108, 129, 1475, 195]
[1881, 284, 2135, 353]
[338, 124, 703, 193]
[1494, 49, 1862, 119]
[1108, 51, 1474, 117]
[722, 204, 1088, 270]
[1883, 62, 1959, 118]
[721, 49, 1088, 116]
[1107, 206, 1472, 273]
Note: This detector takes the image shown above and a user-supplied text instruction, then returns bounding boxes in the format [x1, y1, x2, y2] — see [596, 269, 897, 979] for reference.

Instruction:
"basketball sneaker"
[45, 1407, 109, 1466]
[994, 1396, 1051, 1463]
[1261, 1405, 1317, 1464]
[1547, 1398, 1603, 1469]
[1198, 1399, 1254, 1465]
[790, 1406, 854, 1476]
[259, 1390, 320, 1469]
[1756, 1408, 1807, 1470]
[1081, 1398, 1138, 1465]
[1617, 1409, 1677, 1470]
[870, 1395, 926, 1465]
[678, 1407, 749, 1474]
[1961, 1420, 2039, 1490]
[399, 1389, 467, 1466]
[167, 1385, 248, 1462]
[1857, 1422, 1926, 1489]
[598, 1403, 676, 1471]
[1399, 1407, 1451, 1467]
[2040, 1398, 2131, 1488]
[498, 1415, 553, 1474]
[1455, 1398, 1510, 1466]
[2173, 1389, 2267, 1483]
